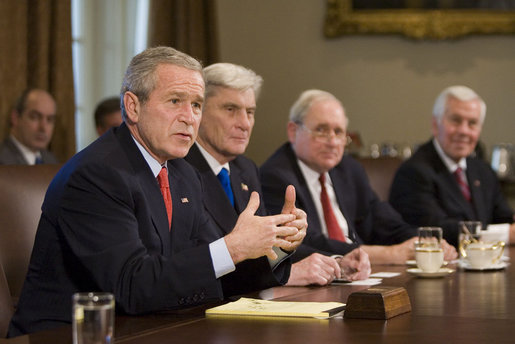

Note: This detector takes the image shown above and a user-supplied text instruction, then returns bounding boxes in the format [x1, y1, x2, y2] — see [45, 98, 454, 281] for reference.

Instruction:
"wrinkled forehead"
[304, 99, 347, 128]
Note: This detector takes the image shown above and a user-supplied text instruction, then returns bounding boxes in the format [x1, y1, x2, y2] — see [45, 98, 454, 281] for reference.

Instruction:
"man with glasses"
[0, 88, 58, 165]
[186, 63, 370, 285]
[260, 89, 457, 264]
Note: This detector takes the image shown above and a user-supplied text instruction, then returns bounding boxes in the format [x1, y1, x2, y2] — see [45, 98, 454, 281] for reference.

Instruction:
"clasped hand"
[225, 185, 307, 264]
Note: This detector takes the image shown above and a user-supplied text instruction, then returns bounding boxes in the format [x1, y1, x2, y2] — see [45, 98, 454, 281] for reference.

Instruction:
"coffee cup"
[415, 242, 444, 273]
[459, 241, 505, 269]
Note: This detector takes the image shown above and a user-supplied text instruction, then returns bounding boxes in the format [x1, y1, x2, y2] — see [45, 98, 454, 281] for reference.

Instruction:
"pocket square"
[241, 183, 248, 191]
[181, 198, 189, 203]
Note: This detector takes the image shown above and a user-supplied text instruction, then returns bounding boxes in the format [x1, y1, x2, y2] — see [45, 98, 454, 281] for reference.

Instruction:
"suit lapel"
[429, 144, 476, 219]
[167, 159, 204, 250]
[285, 145, 324, 235]
[185, 145, 238, 235]
[230, 160, 252, 214]
[116, 123, 171, 255]
[6, 138, 30, 164]
[466, 159, 485, 221]
[330, 168, 360, 244]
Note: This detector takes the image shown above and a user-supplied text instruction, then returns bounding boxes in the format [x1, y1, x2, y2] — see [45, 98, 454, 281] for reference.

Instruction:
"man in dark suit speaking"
[260, 89, 457, 264]
[389, 85, 514, 247]
[8, 47, 306, 336]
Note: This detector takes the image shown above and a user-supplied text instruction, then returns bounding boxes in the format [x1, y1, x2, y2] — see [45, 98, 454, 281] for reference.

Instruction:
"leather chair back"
[0, 261, 13, 338]
[0, 164, 62, 301]
[357, 157, 402, 201]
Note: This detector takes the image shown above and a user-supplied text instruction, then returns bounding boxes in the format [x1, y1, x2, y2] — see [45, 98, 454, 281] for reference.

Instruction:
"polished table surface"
[3, 247, 515, 343]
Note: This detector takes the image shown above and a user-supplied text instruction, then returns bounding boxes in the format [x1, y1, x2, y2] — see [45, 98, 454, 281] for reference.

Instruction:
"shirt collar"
[131, 135, 164, 178]
[195, 142, 230, 175]
[433, 138, 467, 173]
[297, 158, 331, 188]
[10, 135, 40, 165]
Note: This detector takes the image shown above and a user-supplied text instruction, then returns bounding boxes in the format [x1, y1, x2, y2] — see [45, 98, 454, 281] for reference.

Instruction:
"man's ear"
[10, 110, 20, 128]
[123, 91, 140, 124]
[287, 121, 298, 144]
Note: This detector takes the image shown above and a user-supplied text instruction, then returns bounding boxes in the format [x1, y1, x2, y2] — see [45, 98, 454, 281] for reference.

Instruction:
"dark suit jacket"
[8, 124, 275, 336]
[184, 145, 290, 295]
[0, 136, 58, 164]
[389, 139, 514, 247]
[260, 143, 416, 261]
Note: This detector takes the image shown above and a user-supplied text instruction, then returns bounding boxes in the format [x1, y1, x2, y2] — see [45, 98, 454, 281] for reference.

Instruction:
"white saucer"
[458, 260, 509, 271]
[407, 267, 454, 278]
[406, 260, 448, 266]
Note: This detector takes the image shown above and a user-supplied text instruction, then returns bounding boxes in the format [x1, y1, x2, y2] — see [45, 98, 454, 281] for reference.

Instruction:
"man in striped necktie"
[260, 89, 457, 264]
[390, 85, 515, 247]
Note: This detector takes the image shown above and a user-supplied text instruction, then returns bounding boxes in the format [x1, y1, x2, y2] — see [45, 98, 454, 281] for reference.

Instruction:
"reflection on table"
[3, 247, 515, 344]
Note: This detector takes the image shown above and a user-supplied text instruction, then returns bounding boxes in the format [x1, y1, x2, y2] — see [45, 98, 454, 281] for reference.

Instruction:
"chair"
[357, 156, 402, 201]
[0, 164, 62, 304]
[0, 260, 13, 338]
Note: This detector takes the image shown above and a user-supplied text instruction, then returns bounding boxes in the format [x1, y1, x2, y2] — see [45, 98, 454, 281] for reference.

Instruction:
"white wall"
[216, 0, 515, 165]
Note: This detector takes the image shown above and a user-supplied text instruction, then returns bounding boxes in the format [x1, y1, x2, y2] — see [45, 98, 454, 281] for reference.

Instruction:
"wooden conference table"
[3, 247, 515, 344]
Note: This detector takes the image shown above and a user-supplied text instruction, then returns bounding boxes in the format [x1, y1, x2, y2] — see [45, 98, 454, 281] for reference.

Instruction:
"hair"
[203, 63, 263, 100]
[289, 89, 347, 126]
[120, 46, 203, 119]
[13, 88, 54, 115]
[432, 85, 486, 124]
[94, 97, 121, 127]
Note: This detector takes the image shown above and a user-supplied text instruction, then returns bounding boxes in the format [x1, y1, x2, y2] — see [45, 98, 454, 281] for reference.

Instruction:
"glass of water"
[73, 292, 115, 344]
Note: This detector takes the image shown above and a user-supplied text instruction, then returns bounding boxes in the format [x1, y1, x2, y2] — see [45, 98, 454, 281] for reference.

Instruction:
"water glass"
[73, 292, 115, 344]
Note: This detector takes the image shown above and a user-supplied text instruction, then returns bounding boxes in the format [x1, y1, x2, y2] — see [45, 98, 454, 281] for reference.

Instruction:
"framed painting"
[324, 0, 515, 39]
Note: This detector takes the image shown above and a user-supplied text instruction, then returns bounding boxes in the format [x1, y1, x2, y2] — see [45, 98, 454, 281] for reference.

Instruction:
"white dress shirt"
[297, 159, 352, 243]
[433, 138, 468, 184]
[132, 138, 235, 278]
[10, 135, 42, 165]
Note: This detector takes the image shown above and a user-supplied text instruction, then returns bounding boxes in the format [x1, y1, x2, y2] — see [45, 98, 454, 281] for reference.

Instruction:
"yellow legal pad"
[205, 297, 346, 319]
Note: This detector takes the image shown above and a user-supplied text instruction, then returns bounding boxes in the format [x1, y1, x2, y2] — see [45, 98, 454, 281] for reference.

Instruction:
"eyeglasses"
[297, 123, 350, 145]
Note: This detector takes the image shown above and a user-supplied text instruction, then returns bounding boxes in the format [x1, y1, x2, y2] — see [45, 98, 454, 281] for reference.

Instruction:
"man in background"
[0, 88, 58, 164]
[260, 89, 457, 264]
[94, 96, 123, 136]
[185, 64, 370, 285]
[389, 85, 514, 247]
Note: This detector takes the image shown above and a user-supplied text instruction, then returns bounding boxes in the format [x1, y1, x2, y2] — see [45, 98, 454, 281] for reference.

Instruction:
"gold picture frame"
[325, 0, 515, 40]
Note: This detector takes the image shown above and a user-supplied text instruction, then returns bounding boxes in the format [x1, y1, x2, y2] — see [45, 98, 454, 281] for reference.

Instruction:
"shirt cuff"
[267, 246, 290, 268]
[209, 238, 235, 278]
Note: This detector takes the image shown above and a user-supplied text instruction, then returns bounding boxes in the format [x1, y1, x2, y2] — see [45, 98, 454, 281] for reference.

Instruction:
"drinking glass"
[458, 221, 482, 258]
[73, 292, 115, 344]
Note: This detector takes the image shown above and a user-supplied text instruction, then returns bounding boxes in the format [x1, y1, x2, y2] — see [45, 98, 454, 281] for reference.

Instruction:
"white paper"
[370, 272, 400, 278]
[332, 278, 382, 286]
[483, 223, 510, 257]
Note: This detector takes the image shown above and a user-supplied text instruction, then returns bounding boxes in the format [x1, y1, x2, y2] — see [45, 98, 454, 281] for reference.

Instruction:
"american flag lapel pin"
[181, 197, 189, 203]
[241, 183, 248, 191]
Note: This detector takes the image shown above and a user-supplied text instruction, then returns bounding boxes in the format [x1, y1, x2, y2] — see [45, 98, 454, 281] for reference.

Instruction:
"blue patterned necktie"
[217, 168, 234, 206]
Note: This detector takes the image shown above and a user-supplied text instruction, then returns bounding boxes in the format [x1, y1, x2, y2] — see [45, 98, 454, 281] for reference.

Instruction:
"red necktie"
[157, 167, 172, 230]
[319, 174, 346, 242]
[454, 167, 471, 202]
